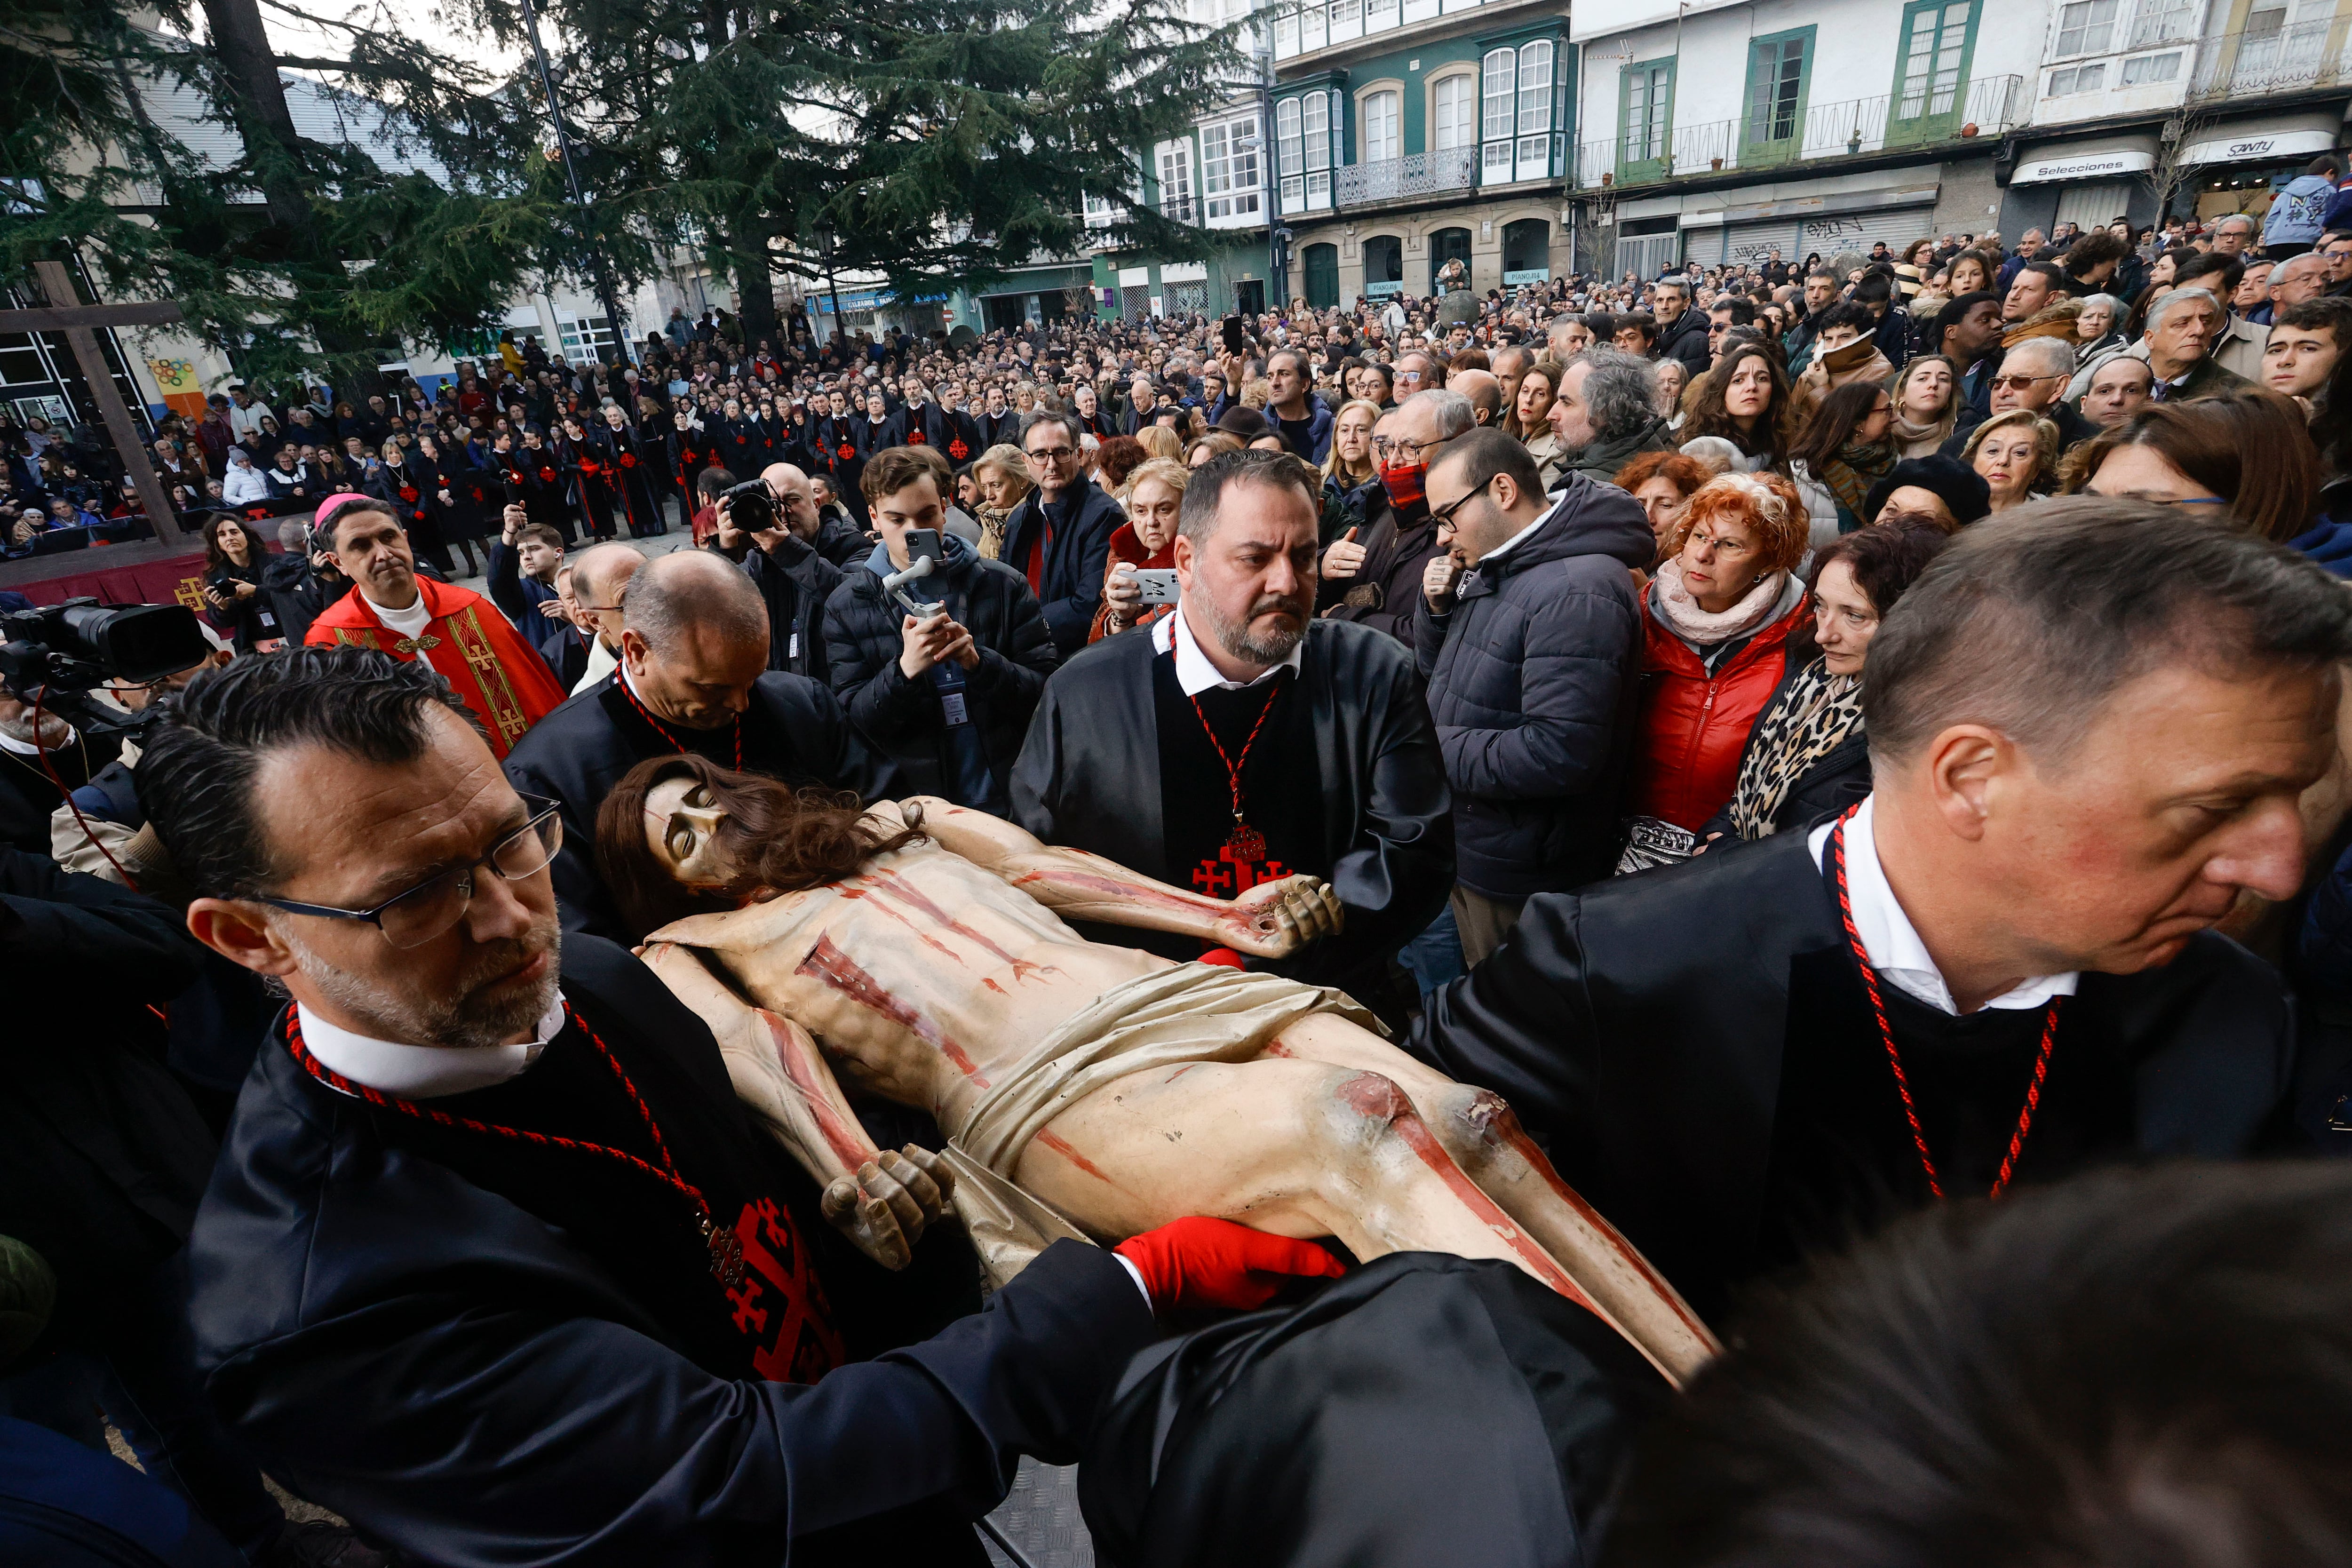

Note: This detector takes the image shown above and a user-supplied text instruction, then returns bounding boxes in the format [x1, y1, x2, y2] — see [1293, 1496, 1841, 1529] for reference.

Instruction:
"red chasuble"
[305, 578, 567, 758]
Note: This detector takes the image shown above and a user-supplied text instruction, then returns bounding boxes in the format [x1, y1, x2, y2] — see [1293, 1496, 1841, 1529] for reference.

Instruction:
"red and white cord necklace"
[1188, 672, 1287, 862]
[286, 1003, 747, 1286]
[1827, 806, 2060, 1202]
[618, 670, 744, 772]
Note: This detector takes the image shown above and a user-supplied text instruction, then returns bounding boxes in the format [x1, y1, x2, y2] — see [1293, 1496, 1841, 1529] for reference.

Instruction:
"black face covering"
[1080, 1254, 1668, 1568]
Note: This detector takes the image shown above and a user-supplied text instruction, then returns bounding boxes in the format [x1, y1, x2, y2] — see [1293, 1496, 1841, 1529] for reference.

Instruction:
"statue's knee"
[1311, 1070, 1416, 1154]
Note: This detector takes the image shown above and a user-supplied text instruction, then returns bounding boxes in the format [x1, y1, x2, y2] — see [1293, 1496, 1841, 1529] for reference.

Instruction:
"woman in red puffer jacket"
[1620, 471, 1816, 870]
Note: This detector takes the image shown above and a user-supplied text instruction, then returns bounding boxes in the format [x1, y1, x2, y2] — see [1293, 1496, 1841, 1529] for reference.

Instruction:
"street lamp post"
[516, 0, 635, 367]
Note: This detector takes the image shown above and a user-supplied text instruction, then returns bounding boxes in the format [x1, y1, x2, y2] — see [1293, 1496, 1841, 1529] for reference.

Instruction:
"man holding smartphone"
[825, 447, 1058, 812]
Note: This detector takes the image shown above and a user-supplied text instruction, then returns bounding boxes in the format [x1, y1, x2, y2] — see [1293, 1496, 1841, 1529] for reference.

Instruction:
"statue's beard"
[284, 918, 561, 1051]
[1195, 588, 1310, 668]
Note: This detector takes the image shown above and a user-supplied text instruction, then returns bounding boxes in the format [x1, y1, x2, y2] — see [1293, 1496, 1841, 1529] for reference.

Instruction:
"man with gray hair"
[2125, 287, 2254, 402]
[504, 549, 896, 937]
[1942, 334, 2094, 455]
[1014, 447, 1452, 1008]
[999, 408, 1124, 657]
[1411, 501, 2348, 1324]
[1319, 389, 1472, 644]
[1550, 347, 1672, 485]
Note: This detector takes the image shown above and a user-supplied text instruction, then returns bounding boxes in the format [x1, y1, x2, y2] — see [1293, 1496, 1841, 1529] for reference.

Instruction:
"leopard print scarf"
[1727, 657, 1863, 840]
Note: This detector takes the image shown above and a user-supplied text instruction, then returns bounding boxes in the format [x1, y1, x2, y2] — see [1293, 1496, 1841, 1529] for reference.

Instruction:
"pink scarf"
[1651, 558, 1789, 646]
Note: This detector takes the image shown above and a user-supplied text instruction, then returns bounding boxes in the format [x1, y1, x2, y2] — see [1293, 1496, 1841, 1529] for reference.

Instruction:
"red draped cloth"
[305, 577, 567, 758]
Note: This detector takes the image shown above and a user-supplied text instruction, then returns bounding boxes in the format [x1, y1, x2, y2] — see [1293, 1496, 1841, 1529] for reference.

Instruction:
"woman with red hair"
[1618, 471, 1815, 872]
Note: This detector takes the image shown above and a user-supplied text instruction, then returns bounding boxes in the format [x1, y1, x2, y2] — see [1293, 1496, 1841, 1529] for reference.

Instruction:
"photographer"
[0, 681, 125, 856]
[824, 446, 1057, 811]
[707, 462, 847, 683]
[258, 519, 346, 647]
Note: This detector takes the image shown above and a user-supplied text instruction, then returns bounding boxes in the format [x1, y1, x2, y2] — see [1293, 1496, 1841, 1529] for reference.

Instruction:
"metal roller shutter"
[1719, 219, 1804, 271]
[1789, 205, 1935, 265]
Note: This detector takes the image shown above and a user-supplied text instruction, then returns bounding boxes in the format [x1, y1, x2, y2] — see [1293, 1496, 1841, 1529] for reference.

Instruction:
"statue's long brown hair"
[595, 753, 924, 940]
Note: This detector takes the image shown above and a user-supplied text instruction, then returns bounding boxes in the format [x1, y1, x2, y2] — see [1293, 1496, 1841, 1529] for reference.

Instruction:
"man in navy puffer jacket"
[1414, 429, 1653, 965]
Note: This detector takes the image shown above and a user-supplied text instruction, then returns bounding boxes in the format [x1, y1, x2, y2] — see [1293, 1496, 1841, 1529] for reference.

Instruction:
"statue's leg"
[1259, 1014, 1719, 1385]
[1007, 1056, 1630, 1334]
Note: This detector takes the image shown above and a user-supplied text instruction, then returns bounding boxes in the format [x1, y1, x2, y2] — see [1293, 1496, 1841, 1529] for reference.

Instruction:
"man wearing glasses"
[996, 410, 1124, 657]
[1940, 337, 2094, 457]
[150, 646, 1302, 1567]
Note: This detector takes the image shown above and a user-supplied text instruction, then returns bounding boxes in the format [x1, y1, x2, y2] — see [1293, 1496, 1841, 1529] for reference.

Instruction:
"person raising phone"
[1095, 458, 1187, 642]
[824, 446, 1061, 813]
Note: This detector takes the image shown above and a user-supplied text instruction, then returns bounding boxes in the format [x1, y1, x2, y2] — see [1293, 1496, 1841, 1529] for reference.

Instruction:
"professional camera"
[719, 477, 778, 535]
[0, 599, 212, 739]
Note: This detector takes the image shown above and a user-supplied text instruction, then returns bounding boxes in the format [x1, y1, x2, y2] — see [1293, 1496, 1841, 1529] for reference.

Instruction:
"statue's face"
[644, 774, 733, 888]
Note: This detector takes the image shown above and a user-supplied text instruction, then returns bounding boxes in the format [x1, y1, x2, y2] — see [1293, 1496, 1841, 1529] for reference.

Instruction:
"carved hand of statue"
[1213, 874, 1344, 959]
[819, 1145, 958, 1270]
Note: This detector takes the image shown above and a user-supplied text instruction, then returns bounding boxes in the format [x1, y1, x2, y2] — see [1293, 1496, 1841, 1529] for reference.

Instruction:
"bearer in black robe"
[148, 646, 1327, 1568]
[511, 427, 574, 544]
[504, 549, 897, 939]
[1411, 502, 2351, 1324]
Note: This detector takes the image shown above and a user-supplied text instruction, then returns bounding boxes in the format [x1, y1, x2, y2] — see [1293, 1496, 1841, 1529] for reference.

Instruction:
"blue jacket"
[2292, 515, 2352, 577]
[2324, 181, 2352, 236]
[1271, 397, 1336, 464]
[2267, 173, 2339, 248]
[1413, 476, 1653, 898]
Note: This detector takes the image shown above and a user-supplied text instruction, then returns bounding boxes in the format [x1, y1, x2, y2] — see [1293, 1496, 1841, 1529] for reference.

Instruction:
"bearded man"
[1011, 447, 1452, 1013]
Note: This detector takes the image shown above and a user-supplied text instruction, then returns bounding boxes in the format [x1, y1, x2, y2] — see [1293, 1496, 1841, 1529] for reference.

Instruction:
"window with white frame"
[2129, 0, 2195, 47]
[2119, 49, 2181, 82]
[1277, 94, 1335, 208]
[1481, 42, 1553, 183]
[1200, 112, 1262, 221]
[2054, 0, 2119, 56]
[1363, 89, 1400, 162]
[1432, 72, 1475, 150]
[1157, 138, 1194, 221]
[1083, 190, 1124, 228]
[2047, 61, 2107, 93]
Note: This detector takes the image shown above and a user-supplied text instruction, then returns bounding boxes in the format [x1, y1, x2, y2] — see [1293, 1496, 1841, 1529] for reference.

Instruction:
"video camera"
[0, 599, 213, 740]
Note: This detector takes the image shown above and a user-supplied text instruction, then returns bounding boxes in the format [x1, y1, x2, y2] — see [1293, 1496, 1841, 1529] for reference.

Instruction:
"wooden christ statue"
[595, 754, 1717, 1385]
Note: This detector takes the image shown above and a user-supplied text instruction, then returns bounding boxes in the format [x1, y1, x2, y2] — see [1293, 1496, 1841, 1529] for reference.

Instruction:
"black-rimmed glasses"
[257, 798, 564, 950]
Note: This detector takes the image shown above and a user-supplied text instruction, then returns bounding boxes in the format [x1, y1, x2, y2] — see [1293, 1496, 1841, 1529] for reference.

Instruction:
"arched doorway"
[1429, 226, 1473, 293]
[1361, 234, 1404, 302]
[1303, 243, 1340, 309]
[1502, 218, 1550, 282]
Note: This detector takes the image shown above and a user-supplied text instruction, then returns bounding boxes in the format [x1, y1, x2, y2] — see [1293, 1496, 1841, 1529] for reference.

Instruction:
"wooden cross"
[0, 261, 187, 535]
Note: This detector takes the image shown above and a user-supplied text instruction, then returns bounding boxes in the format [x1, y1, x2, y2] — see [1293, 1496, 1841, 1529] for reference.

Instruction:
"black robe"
[0, 727, 126, 855]
[189, 934, 1156, 1568]
[1011, 617, 1453, 999]
[1407, 826, 2298, 1325]
[503, 671, 900, 939]
[1081, 1253, 1664, 1568]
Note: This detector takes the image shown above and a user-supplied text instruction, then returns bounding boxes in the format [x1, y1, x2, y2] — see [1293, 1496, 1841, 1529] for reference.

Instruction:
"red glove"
[1113, 1216, 1346, 1313]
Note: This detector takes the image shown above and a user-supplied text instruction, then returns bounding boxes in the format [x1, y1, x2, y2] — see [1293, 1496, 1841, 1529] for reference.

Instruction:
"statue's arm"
[639, 939, 951, 1271]
[897, 797, 1343, 959]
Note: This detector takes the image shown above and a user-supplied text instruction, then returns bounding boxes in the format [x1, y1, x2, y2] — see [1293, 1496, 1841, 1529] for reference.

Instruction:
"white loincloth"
[940, 963, 1383, 1285]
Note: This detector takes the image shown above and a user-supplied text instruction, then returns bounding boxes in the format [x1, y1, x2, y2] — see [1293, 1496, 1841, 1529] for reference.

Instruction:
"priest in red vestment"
[304, 493, 566, 758]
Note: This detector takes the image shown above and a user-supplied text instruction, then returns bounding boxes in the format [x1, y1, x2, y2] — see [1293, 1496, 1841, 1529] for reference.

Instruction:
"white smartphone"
[1131, 567, 1179, 605]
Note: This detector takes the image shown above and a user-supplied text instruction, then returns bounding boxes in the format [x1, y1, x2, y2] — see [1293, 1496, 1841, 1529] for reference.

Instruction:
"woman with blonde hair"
[1960, 408, 2059, 514]
[1320, 397, 1388, 541]
[1185, 431, 1243, 469]
[1093, 457, 1188, 642]
[1137, 424, 1184, 463]
[1885, 355, 1959, 457]
[969, 443, 1033, 559]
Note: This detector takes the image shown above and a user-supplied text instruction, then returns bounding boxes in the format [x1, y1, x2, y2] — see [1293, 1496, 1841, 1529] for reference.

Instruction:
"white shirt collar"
[1808, 795, 2077, 1016]
[363, 588, 434, 639]
[1155, 602, 1305, 694]
[297, 992, 565, 1099]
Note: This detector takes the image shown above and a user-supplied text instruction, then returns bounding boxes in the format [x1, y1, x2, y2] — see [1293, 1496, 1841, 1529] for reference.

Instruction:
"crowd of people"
[11, 182, 2352, 1568]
